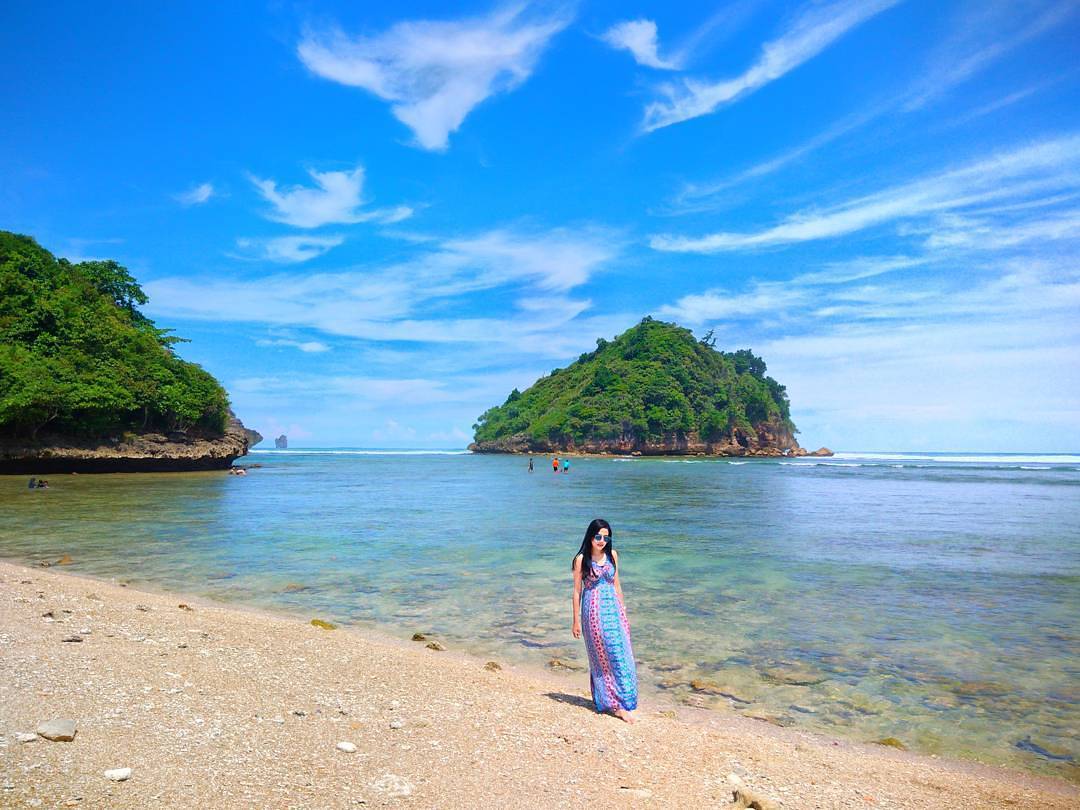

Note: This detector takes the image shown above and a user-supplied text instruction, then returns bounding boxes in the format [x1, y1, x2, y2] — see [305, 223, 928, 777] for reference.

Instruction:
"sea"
[2, 450, 1078, 781]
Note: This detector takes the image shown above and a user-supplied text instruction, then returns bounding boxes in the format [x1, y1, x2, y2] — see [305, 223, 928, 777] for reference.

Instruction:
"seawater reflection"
[2, 450, 1078, 780]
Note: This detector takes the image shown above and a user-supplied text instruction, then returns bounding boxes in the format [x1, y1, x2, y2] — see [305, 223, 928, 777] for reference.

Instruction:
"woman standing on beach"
[571, 518, 638, 722]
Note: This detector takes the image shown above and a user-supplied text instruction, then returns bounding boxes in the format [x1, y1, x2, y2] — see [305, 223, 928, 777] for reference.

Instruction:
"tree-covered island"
[471, 318, 830, 457]
[0, 231, 258, 472]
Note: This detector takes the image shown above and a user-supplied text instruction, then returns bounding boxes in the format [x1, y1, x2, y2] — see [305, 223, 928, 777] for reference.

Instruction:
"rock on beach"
[36, 719, 77, 742]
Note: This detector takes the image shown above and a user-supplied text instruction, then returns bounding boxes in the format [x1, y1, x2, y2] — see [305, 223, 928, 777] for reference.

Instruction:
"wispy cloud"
[297, 4, 571, 151]
[651, 134, 1080, 252]
[249, 165, 411, 229]
[175, 182, 215, 206]
[902, 0, 1077, 112]
[601, 19, 679, 70]
[642, 0, 899, 132]
[145, 226, 623, 353]
[665, 1, 1075, 211]
[255, 337, 331, 353]
[235, 235, 345, 263]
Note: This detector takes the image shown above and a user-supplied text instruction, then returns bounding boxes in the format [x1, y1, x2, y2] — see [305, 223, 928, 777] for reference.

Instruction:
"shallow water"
[3, 450, 1078, 780]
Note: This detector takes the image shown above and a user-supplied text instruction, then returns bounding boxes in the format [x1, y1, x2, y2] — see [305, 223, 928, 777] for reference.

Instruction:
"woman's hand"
[572, 620, 581, 639]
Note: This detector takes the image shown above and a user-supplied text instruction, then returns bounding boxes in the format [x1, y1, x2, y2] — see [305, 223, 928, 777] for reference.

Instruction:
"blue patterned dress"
[580, 555, 638, 712]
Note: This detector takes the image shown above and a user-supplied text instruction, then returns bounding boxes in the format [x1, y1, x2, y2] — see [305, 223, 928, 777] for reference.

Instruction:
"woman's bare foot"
[613, 708, 636, 724]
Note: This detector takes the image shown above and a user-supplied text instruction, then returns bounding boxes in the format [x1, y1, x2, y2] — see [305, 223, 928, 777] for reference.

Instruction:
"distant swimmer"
[563, 458, 570, 473]
[528, 458, 534, 472]
[552, 457, 560, 473]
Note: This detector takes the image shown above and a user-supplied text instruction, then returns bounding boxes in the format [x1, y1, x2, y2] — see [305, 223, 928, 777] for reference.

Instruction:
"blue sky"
[2, 1, 1078, 450]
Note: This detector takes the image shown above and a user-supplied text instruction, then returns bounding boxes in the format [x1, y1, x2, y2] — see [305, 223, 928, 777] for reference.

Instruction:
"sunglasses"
[593, 533, 610, 542]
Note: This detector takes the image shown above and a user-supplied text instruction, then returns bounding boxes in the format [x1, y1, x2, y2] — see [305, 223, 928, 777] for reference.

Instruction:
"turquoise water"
[2, 450, 1078, 780]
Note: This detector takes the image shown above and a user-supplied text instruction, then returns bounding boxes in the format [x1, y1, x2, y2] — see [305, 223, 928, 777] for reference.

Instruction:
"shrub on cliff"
[472, 317, 794, 447]
[0, 231, 229, 439]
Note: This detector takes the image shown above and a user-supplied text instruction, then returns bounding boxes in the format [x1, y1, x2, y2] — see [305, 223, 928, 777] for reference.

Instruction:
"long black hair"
[573, 518, 615, 578]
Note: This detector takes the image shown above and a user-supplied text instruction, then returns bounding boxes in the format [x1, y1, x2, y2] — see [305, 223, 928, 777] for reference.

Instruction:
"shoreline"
[1, 561, 1076, 808]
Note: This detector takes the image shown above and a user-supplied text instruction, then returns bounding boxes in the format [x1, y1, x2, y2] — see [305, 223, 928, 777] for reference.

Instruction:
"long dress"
[580, 555, 638, 713]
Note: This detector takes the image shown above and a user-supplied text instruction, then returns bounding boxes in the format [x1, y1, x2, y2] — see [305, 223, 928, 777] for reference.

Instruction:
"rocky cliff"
[469, 416, 831, 457]
[0, 412, 258, 474]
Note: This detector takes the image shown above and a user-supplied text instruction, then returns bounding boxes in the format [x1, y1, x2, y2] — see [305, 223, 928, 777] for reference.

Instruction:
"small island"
[470, 317, 831, 457]
[0, 231, 257, 473]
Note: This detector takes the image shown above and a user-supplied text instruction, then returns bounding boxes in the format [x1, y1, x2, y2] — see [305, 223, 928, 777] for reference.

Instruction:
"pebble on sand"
[336, 742, 358, 753]
[425, 641, 446, 651]
[483, 661, 501, 671]
[104, 768, 132, 782]
[36, 719, 77, 742]
[61, 635, 83, 643]
[15, 732, 38, 743]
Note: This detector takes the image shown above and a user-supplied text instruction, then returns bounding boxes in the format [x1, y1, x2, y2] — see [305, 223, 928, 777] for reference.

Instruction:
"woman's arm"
[612, 549, 625, 602]
[572, 554, 583, 638]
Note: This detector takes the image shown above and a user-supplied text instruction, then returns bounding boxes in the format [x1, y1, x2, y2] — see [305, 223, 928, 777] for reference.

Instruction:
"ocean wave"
[833, 452, 1080, 464]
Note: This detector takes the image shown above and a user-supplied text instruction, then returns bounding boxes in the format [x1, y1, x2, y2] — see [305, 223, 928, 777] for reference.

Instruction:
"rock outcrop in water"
[470, 318, 831, 457]
[0, 411, 258, 474]
[275, 434, 288, 449]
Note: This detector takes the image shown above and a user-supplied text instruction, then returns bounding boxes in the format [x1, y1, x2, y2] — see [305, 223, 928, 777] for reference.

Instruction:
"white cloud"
[255, 338, 331, 353]
[651, 134, 1080, 252]
[175, 182, 215, 206]
[642, 0, 899, 132]
[601, 19, 679, 70]
[298, 5, 571, 151]
[250, 165, 411, 229]
[235, 235, 345, 263]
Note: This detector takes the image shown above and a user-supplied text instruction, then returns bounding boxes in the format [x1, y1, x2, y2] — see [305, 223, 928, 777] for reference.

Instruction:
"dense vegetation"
[473, 318, 794, 447]
[0, 231, 229, 439]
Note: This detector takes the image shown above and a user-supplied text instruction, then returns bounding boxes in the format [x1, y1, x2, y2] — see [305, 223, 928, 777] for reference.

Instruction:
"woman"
[571, 518, 638, 722]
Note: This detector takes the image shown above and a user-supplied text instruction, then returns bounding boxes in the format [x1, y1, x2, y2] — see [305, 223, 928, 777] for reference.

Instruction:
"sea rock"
[547, 658, 585, 672]
[178, 603, 193, 611]
[36, 719, 77, 741]
[873, 737, 907, 750]
[732, 787, 777, 810]
[483, 661, 502, 671]
[15, 732, 37, 743]
[310, 619, 337, 630]
[275, 434, 288, 449]
[61, 635, 83, 643]
[336, 741, 357, 753]
[808, 447, 833, 457]
[370, 773, 413, 798]
[104, 768, 131, 782]
[0, 411, 257, 473]
[411, 633, 426, 641]
[690, 680, 753, 703]
[761, 665, 828, 686]
[425, 641, 446, 651]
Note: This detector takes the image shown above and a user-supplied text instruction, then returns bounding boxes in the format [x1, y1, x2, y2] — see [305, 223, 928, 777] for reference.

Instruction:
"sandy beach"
[1, 561, 1076, 809]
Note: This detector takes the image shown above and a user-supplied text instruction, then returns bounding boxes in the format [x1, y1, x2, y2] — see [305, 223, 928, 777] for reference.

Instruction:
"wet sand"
[1, 561, 1076, 809]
